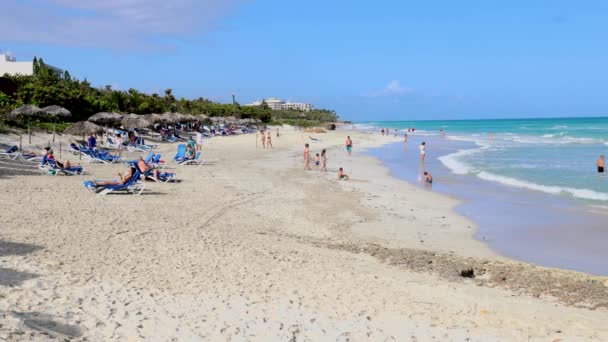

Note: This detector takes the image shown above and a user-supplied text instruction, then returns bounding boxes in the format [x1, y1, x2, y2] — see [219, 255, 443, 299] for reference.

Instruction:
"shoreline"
[364, 135, 608, 275]
[1, 128, 607, 340]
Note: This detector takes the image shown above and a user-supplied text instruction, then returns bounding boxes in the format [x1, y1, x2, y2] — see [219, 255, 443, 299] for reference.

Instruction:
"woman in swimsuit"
[266, 132, 273, 148]
[304, 143, 311, 170]
[419, 142, 426, 163]
[260, 131, 266, 149]
[598, 155, 605, 173]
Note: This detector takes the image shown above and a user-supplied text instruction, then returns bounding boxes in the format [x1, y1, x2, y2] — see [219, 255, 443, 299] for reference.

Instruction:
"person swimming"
[598, 155, 605, 173]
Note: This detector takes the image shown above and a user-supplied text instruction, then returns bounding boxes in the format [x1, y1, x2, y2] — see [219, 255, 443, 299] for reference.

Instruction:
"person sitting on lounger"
[45, 150, 79, 169]
[137, 156, 160, 182]
[186, 142, 195, 158]
[92, 166, 137, 186]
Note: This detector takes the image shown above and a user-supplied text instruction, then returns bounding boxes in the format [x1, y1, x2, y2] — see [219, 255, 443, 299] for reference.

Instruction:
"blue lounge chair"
[0, 146, 19, 160]
[172, 144, 187, 163]
[151, 154, 167, 169]
[83, 168, 144, 195]
[145, 171, 176, 183]
[87, 149, 121, 164]
[39, 156, 84, 175]
[179, 151, 202, 165]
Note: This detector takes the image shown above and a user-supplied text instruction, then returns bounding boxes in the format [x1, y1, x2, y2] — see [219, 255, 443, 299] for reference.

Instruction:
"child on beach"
[423, 171, 433, 184]
[314, 153, 320, 167]
[321, 149, 327, 172]
[598, 155, 605, 173]
[419, 141, 426, 163]
[304, 143, 311, 170]
[266, 132, 273, 148]
[338, 167, 349, 180]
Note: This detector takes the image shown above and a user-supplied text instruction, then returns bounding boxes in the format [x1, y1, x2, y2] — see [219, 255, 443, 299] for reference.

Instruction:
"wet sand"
[368, 136, 608, 275]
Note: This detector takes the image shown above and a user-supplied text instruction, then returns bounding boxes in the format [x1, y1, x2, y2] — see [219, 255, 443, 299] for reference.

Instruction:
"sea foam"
[477, 172, 608, 201]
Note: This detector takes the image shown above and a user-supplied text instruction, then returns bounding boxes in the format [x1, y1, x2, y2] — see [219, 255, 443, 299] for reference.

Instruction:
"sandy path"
[0, 129, 607, 341]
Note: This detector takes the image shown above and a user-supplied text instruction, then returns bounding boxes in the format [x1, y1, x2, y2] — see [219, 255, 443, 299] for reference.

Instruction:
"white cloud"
[0, 0, 245, 50]
[363, 80, 413, 97]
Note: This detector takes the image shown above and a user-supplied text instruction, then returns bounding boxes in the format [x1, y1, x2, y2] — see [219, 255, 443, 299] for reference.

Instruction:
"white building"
[0, 53, 63, 77]
[245, 97, 315, 112]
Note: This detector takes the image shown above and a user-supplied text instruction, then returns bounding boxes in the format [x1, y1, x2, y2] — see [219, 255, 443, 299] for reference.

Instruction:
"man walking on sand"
[345, 136, 353, 156]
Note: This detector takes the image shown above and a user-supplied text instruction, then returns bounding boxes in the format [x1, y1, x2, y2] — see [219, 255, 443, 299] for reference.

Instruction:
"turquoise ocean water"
[361, 117, 608, 203]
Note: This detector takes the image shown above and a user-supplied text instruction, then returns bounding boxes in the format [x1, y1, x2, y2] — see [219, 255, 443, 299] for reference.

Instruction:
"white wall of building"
[0, 54, 34, 76]
[0, 54, 63, 77]
[244, 97, 315, 112]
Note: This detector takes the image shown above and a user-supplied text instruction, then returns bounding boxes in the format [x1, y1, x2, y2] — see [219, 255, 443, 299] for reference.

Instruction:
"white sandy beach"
[1, 128, 607, 341]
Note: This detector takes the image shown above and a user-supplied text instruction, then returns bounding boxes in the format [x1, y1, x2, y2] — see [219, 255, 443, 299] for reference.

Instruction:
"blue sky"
[1, 0, 607, 121]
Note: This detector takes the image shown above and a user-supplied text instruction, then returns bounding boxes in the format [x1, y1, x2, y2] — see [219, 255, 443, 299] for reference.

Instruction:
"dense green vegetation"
[0, 58, 338, 127]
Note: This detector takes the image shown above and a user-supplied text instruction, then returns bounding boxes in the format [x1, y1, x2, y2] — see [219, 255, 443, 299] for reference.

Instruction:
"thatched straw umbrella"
[122, 114, 152, 130]
[42, 105, 72, 142]
[8, 105, 44, 144]
[160, 112, 178, 123]
[8, 105, 43, 120]
[41, 105, 71, 118]
[88, 112, 122, 124]
[64, 121, 104, 135]
[210, 116, 224, 124]
[143, 113, 162, 123]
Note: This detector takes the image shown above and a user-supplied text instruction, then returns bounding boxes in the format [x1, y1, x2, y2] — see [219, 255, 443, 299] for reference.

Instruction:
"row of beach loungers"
[1, 143, 204, 195]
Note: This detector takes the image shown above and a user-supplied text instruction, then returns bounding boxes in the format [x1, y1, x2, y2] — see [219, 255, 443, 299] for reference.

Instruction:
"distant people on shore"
[381, 129, 385, 136]
[321, 149, 327, 172]
[304, 143, 311, 170]
[261, 130, 266, 148]
[114, 133, 124, 156]
[345, 136, 353, 156]
[195, 131, 203, 151]
[394, 129, 397, 137]
[419, 141, 426, 163]
[338, 167, 349, 180]
[266, 132, 273, 148]
[404, 133, 408, 143]
[598, 155, 605, 173]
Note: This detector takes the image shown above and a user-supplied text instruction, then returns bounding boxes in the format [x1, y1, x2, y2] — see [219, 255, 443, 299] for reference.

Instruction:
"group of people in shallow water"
[381, 128, 434, 187]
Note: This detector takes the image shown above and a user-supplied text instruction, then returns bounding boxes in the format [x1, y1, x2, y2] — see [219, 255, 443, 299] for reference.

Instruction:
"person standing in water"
[598, 155, 605, 173]
[419, 141, 426, 163]
[304, 143, 311, 170]
[321, 149, 328, 172]
[345, 136, 353, 156]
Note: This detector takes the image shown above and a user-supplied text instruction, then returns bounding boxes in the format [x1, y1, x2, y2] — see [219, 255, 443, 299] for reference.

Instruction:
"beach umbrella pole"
[28, 122, 31, 144]
[19, 134, 22, 150]
[53, 121, 56, 142]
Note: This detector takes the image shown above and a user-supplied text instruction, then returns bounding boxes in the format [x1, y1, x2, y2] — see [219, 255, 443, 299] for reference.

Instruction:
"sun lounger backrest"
[174, 144, 186, 160]
[144, 153, 155, 164]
